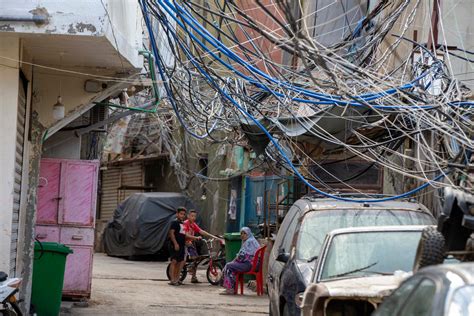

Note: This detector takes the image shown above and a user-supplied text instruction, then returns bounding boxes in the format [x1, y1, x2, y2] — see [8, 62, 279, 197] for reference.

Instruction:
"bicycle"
[166, 237, 226, 285]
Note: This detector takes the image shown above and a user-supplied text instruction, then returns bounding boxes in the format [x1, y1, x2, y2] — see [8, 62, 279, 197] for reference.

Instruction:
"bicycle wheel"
[179, 266, 188, 282]
[206, 262, 223, 286]
[166, 263, 172, 281]
[166, 263, 188, 281]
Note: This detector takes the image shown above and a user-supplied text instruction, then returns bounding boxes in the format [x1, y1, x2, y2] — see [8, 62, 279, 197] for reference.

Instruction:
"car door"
[398, 278, 438, 316]
[268, 205, 300, 314]
[374, 275, 440, 316]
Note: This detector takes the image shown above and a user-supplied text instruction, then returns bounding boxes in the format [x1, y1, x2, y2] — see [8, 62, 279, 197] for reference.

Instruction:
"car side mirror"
[276, 252, 290, 263]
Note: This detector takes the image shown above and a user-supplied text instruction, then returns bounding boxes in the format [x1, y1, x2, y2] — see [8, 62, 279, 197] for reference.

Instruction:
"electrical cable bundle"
[137, 0, 474, 202]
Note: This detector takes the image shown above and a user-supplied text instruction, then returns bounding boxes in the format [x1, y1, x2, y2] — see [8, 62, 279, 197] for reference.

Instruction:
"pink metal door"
[35, 226, 60, 243]
[36, 159, 98, 299]
[37, 160, 61, 224]
[62, 246, 93, 295]
[61, 161, 97, 226]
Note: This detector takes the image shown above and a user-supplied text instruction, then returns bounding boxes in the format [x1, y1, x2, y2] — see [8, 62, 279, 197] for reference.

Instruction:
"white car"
[300, 226, 428, 316]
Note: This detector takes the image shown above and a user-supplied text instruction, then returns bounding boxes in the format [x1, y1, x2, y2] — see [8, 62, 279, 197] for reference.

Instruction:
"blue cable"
[153, 0, 471, 111]
[165, 1, 474, 112]
[141, 1, 450, 203]
[170, 0, 425, 101]
[157, 0, 438, 108]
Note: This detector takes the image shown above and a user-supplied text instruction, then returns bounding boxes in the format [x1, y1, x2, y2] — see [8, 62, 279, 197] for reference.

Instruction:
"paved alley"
[67, 254, 268, 316]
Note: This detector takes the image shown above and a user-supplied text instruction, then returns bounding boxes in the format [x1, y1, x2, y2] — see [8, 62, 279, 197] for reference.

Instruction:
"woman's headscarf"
[237, 227, 260, 261]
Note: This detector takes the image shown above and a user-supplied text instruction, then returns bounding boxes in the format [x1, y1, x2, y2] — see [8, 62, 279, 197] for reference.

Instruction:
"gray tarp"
[104, 192, 194, 257]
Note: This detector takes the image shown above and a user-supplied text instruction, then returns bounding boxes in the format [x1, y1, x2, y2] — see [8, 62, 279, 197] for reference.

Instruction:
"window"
[400, 278, 437, 316]
[198, 156, 208, 197]
[280, 212, 299, 253]
[374, 277, 422, 316]
[309, 161, 382, 191]
[296, 209, 434, 261]
[198, 157, 208, 178]
[272, 206, 299, 258]
[319, 231, 422, 281]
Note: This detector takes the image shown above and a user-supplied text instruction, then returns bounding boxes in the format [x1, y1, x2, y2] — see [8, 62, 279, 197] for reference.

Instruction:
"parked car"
[373, 262, 474, 316]
[300, 225, 427, 316]
[267, 196, 436, 316]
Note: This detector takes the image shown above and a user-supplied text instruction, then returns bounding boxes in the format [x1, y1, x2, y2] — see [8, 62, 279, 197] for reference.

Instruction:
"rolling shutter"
[99, 162, 144, 221]
[11, 79, 26, 276]
[99, 168, 121, 220]
[118, 163, 143, 201]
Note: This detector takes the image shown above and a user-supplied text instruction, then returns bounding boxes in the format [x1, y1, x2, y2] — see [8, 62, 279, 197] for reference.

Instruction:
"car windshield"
[319, 230, 422, 281]
[296, 209, 433, 261]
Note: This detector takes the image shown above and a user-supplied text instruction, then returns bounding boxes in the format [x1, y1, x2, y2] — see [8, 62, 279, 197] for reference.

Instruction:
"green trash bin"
[32, 242, 73, 316]
[224, 232, 242, 263]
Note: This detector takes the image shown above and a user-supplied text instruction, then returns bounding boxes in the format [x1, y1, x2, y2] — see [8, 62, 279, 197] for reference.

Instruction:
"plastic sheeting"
[239, 105, 372, 155]
[104, 192, 194, 257]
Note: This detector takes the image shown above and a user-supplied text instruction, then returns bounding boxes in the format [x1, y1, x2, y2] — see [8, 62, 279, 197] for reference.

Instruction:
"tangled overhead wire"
[138, 0, 474, 202]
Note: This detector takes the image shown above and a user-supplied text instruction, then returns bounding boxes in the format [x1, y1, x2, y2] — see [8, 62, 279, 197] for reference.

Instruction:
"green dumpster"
[224, 232, 242, 263]
[32, 242, 73, 316]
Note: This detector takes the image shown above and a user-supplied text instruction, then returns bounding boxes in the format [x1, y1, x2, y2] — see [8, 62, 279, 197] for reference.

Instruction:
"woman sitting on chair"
[220, 227, 260, 295]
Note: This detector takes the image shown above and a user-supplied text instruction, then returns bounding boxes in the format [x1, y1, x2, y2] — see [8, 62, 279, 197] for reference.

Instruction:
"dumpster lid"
[34, 242, 73, 254]
[224, 232, 242, 240]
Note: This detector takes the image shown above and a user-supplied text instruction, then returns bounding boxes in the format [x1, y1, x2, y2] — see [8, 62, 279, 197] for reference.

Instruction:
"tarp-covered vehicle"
[104, 192, 194, 259]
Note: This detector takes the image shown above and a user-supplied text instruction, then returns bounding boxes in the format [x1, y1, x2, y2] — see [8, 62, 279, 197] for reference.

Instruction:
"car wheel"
[413, 226, 445, 271]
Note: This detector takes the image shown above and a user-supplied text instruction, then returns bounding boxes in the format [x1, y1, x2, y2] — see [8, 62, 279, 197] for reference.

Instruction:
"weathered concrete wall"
[183, 138, 231, 235]
[18, 114, 46, 312]
[32, 68, 111, 127]
[380, 0, 473, 89]
[0, 36, 20, 274]
[380, 0, 473, 212]
[0, 0, 143, 68]
[15, 44, 33, 280]
[42, 131, 82, 159]
[103, 0, 144, 69]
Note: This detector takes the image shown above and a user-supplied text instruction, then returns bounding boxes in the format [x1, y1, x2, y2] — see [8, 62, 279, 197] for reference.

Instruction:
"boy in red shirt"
[183, 210, 214, 283]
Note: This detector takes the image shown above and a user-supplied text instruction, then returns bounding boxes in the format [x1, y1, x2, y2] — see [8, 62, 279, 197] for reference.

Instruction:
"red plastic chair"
[235, 245, 267, 296]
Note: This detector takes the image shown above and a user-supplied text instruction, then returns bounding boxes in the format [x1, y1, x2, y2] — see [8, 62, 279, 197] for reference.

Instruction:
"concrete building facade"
[0, 0, 144, 310]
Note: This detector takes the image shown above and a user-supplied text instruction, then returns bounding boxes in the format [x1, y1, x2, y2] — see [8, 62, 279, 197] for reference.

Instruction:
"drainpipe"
[0, 15, 48, 24]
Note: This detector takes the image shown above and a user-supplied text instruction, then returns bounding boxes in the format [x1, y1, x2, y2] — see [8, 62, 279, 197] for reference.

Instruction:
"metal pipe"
[75, 100, 156, 136]
[0, 15, 48, 24]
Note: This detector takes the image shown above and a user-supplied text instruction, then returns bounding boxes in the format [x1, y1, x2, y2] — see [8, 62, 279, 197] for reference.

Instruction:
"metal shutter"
[99, 162, 144, 221]
[11, 79, 26, 276]
[118, 163, 143, 201]
[99, 168, 121, 220]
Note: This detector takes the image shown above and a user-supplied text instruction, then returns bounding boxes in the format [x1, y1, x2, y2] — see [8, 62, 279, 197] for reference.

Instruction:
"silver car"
[374, 263, 474, 316]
